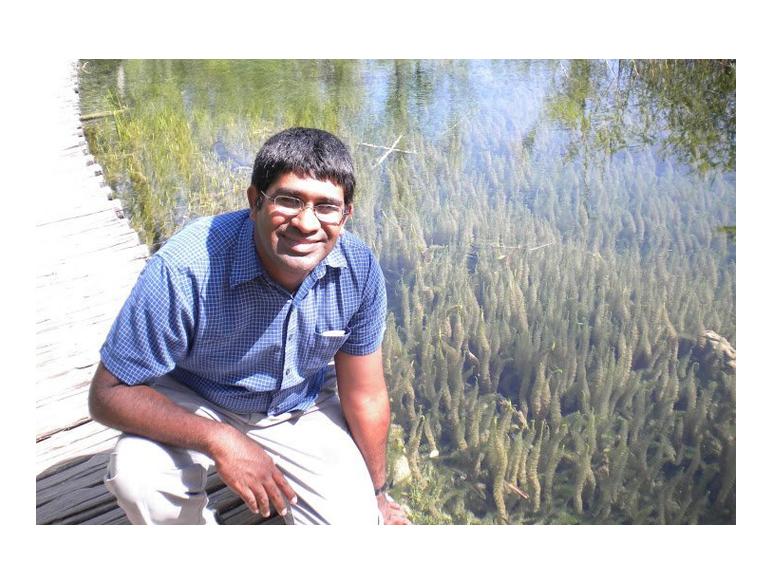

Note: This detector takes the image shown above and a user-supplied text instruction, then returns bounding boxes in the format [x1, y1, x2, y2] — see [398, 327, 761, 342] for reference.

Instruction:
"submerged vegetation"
[79, 59, 735, 524]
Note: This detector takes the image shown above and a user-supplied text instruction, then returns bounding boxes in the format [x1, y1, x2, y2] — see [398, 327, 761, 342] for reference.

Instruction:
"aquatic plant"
[79, 59, 735, 524]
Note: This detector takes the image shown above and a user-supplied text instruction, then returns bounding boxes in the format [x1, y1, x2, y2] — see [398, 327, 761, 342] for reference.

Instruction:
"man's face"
[248, 172, 351, 291]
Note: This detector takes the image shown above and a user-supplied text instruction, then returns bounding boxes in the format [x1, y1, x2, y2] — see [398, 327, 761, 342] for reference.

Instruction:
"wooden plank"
[37, 227, 140, 255]
[36, 239, 149, 271]
[35, 316, 119, 350]
[35, 344, 102, 365]
[37, 236, 142, 264]
[36, 392, 93, 441]
[37, 454, 107, 496]
[35, 277, 139, 300]
[36, 222, 141, 249]
[35, 316, 122, 342]
[36, 420, 121, 473]
[35, 262, 145, 293]
[36, 208, 131, 236]
[35, 362, 99, 391]
[39, 487, 123, 525]
[36, 453, 115, 523]
[36, 453, 278, 524]
[34, 62, 164, 526]
[36, 260, 145, 288]
[86, 508, 130, 525]
[36, 211, 133, 247]
[35, 371, 93, 401]
[35, 289, 137, 313]
[36, 202, 123, 228]
[35, 296, 135, 324]
[35, 360, 100, 386]
[36, 383, 92, 417]
[36, 220, 138, 251]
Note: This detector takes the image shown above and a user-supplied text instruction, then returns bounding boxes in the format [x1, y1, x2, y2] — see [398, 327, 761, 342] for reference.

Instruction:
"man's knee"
[104, 434, 212, 524]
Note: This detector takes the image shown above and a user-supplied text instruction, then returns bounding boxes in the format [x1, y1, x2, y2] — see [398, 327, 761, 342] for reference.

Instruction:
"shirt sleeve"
[100, 254, 196, 385]
[339, 251, 387, 356]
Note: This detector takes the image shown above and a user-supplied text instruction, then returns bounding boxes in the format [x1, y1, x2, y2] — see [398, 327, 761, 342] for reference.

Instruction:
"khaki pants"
[103, 373, 380, 525]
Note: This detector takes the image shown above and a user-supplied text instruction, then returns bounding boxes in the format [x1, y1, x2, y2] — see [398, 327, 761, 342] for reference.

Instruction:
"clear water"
[79, 59, 735, 524]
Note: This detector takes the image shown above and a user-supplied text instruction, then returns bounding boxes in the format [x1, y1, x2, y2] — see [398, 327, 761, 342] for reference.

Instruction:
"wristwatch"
[374, 481, 390, 496]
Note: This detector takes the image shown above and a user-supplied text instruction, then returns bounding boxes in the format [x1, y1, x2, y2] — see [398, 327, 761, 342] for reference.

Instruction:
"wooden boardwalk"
[35, 62, 270, 524]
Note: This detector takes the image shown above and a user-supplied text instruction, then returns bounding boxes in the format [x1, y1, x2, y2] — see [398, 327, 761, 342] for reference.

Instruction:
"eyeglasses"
[260, 191, 350, 225]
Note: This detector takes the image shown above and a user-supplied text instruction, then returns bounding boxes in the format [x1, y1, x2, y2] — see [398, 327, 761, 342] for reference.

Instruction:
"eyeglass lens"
[269, 194, 345, 224]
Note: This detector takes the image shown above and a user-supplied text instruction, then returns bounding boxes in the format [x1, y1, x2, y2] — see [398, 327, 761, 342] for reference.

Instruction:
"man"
[89, 127, 410, 525]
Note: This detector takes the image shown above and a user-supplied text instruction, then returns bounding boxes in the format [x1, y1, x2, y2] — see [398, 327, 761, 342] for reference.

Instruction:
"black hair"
[251, 127, 356, 206]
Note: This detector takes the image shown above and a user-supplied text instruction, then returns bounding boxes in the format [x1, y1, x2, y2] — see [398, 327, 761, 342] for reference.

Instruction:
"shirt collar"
[229, 217, 348, 288]
[229, 216, 263, 288]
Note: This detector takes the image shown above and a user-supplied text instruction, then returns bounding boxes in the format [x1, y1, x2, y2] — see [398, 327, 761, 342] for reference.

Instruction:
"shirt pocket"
[301, 329, 351, 373]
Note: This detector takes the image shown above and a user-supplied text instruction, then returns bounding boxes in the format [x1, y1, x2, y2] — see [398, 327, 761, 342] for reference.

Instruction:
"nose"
[291, 205, 321, 233]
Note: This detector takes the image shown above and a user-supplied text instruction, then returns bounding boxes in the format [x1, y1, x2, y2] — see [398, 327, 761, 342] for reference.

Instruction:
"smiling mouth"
[279, 234, 321, 254]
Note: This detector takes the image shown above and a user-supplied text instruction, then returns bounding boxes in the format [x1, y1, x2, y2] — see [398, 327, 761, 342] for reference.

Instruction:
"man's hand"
[89, 363, 297, 520]
[377, 493, 411, 525]
[209, 425, 297, 519]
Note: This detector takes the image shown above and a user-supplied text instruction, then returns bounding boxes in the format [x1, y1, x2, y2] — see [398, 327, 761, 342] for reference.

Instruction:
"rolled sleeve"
[100, 255, 196, 385]
[339, 254, 387, 356]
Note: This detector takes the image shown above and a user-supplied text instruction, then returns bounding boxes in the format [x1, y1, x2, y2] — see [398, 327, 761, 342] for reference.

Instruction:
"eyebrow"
[273, 188, 343, 207]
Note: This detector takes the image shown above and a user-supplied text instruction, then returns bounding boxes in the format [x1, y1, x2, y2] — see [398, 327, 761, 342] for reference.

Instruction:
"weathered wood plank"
[35, 318, 118, 353]
[36, 209, 132, 237]
[35, 362, 98, 391]
[38, 482, 116, 524]
[35, 372, 93, 402]
[37, 454, 107, 497]
[35, 62, 276, 526]
[36, 453, 278, 525]
[36, 209, 133, 237]
[36, 226, 140, 256]
[35, 263, 144, 294]
[86, 508, 131, 525]
[36, 390, 93, 441]
[35, 317, 116, 343]
[36, 239, 150, 271]
[36, 202, 125, 228]
[37, 270, 127, 311]
[37, 228, 141, 257]
[36, 420, 121, 473]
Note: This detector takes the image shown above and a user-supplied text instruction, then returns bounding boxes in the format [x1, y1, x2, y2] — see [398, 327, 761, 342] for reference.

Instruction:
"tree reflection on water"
[545, 59, 735, 174]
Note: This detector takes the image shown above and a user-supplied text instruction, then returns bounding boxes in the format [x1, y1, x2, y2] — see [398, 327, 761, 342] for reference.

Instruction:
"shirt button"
[285, 368, 290, 375]
[288, 334, 293, 341]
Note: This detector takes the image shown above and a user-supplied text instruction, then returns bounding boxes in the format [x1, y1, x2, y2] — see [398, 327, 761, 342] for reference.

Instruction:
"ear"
[343, 203, 354, 226]
[247, 185, 259, 220]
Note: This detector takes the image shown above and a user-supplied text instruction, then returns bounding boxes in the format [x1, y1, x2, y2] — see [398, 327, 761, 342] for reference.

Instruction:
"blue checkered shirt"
[100, 209, 387, 415]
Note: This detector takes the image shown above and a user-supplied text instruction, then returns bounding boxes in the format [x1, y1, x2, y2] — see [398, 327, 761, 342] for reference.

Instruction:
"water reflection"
[79, 60, 735, 524]
[545, 59, 735, 173]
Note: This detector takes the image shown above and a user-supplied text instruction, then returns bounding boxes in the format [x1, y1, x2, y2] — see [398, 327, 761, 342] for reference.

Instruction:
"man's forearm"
[334, 349, 393, 490]
[89, 362, 297, 517]
[339, 385, 391, 489]
[88, 362, 230, 457]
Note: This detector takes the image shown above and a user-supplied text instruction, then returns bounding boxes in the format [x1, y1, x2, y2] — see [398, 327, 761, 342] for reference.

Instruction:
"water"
[79, 59, 736, 524]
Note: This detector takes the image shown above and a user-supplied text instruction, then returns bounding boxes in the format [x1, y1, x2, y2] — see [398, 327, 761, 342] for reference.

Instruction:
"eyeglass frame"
[259, 190, 351, 226]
